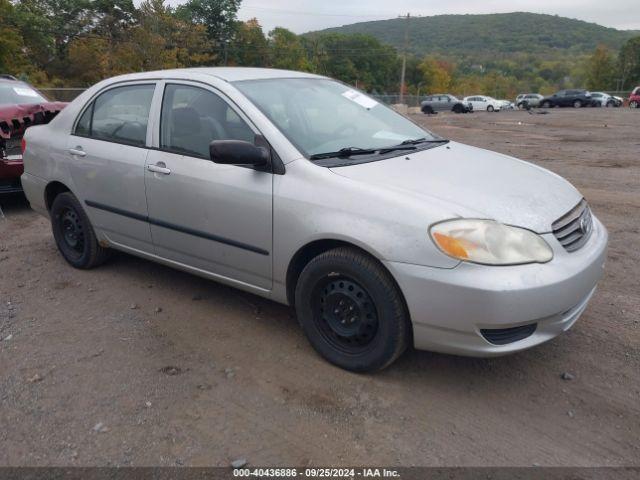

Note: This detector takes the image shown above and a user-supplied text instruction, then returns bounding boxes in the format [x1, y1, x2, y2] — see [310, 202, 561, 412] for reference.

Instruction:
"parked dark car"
[421, 94, 472, 114]
[629, 87, 640, 108]
[0, 75, 67, 194]
[540, 89, 594, 108]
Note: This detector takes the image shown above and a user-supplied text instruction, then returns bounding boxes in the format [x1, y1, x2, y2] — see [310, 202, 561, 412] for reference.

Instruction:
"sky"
[190, 0, 640, 34]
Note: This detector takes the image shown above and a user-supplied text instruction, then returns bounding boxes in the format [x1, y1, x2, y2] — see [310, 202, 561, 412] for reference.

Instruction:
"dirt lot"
[1, 108, 638, 467]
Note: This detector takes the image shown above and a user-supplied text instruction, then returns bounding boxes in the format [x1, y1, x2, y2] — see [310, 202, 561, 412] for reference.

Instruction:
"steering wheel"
[110, 122, 128, 138]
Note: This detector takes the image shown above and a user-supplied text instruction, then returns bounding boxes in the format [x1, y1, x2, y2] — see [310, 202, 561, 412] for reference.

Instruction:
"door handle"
[147, 163, 171, 175]
[68, 148, 86, 157]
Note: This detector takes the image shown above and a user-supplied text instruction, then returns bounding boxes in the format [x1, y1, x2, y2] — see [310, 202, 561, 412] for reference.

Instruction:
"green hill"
[309, 12, 638, 59]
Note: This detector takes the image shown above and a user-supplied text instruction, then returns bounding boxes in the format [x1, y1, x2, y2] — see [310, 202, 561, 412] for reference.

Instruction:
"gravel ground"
[0, 108, 638, 467]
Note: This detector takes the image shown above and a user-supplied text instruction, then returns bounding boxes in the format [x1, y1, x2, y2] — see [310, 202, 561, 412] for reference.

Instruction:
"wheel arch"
[44, 181, 72, 211]
[285, 239, 410, 318]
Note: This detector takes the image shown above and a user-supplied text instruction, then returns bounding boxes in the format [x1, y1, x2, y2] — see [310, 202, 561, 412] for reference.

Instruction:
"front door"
[66, 83, 156, 252]
[144, 82, 273, 290]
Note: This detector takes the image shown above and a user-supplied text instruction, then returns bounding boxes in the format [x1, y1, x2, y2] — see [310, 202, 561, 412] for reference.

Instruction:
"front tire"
[630, 101, 639, 109]
[487, 105, 495, 112]
[50, 192, 110, 269]
[573, 100, 583, 108]
[294, 247, 410, 372]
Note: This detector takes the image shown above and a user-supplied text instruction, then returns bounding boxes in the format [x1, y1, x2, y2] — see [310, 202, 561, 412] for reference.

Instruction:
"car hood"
[329, 141, 582, 233]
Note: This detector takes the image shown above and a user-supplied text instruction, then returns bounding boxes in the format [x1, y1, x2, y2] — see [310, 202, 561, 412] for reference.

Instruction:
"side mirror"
[209, 140, 269, 167]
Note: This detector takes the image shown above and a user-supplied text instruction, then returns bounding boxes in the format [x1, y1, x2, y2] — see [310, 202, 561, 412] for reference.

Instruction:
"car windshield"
[0, 83, 48, 106]
[234, 78, 437, 158]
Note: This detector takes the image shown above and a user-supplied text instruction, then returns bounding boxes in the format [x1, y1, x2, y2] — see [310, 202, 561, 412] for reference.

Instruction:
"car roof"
[103, 67, 326, 84]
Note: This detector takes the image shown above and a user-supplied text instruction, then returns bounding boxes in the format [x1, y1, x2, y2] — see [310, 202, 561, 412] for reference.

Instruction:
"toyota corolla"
[21, 68, 608, 371]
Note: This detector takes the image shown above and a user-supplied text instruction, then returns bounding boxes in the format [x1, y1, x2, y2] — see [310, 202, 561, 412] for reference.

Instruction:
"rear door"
[144, 81, 273, 290]
[66, 82, 156, 252]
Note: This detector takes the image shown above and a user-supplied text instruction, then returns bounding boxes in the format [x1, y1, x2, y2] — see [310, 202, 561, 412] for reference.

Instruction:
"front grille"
[552, 199, 593, 252]
[481, 323, 537, 345]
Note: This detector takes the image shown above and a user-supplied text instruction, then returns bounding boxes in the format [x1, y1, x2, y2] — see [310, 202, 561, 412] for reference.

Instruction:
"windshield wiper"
[400, 137, 449, 145]
[309, 147, 377, 160]
[377, 145, 418, 154]
[378, 138, 449, 154]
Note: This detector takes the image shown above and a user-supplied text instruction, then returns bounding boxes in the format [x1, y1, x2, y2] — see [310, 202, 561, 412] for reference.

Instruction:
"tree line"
[1, 0, 639, 97]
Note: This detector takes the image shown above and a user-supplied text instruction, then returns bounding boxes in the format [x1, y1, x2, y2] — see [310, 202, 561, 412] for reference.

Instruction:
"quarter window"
[160, 84, 255, 158]
[75, 103, 92, 136]
[74, 84, 155, 146]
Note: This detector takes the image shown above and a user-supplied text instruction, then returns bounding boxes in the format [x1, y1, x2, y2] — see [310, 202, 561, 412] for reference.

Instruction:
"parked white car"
[498, 99, 516, 110]
[590, 92, 615, 107]
[463, 95, 502, 112]
[516, 93, 544, 109]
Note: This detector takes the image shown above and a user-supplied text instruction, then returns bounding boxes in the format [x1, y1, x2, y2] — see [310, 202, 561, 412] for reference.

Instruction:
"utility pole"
[399, 13, 410, 104]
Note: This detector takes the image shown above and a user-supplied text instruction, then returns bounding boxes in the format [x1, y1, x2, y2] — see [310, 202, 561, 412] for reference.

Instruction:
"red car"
[0, 75, 67, 193]
[630, 86, 640, 109]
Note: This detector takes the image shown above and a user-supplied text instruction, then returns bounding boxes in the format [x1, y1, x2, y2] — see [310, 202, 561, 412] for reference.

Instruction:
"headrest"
[170, 107, 201, 136]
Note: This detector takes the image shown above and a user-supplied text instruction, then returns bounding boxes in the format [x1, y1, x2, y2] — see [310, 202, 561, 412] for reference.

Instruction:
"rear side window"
[74, 84, 155, 146]
[160, 84, 255, 158]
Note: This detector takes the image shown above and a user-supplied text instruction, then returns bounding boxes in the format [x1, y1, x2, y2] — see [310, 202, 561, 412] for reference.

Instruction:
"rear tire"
[50, 192, 110, 269]
[294, 247, 410, 372]
[422, 106, 434, 114]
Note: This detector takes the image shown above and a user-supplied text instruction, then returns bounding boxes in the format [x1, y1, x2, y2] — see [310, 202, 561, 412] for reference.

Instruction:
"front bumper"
[385, 216, 608, 357]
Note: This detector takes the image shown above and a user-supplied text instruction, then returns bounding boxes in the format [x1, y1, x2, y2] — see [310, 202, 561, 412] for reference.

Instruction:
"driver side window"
[74, 84, 155, 146]
[160, 84, 255, 159]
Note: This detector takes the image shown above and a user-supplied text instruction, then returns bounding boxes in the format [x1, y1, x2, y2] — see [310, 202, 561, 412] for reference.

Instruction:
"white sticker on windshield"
[13, 87, 40, 97]
[341, 89, 378, 109]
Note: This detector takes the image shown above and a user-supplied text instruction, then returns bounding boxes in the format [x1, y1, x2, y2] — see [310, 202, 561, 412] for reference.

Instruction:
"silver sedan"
[21, 68, 607, 371]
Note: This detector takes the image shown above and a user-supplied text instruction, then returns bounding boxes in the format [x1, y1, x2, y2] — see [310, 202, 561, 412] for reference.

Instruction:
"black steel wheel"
[50, 192, 110, 269]
[295, 247, 410, 372]
[312, 277, 379, 354]
[59, 206, 85, 259]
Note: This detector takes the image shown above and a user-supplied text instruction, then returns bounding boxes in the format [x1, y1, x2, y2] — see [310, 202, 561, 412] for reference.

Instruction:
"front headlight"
[430, 219, 553, 265]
